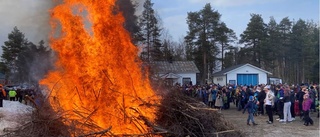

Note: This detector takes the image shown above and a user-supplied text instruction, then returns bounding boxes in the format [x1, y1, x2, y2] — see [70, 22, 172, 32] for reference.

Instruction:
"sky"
[152, 0, 319, 42]
[0, 0, 318, 53]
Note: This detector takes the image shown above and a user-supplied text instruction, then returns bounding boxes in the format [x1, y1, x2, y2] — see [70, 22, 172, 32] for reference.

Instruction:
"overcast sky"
[0, 0, 318, 54]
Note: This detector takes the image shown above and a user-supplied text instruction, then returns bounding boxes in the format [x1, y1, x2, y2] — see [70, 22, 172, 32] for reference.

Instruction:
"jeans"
[259, 101, 265, 115]
[247, 113, 255, 123]
[283, 102, 292, 122]
[266, 105, 273, 122]
[278, 101, 284, 119]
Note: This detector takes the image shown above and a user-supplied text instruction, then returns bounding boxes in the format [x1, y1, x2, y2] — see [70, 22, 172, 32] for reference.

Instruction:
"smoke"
[0, 0, 55, 54]
[0, 0, 57, 84]
[132, 0, 145, 15]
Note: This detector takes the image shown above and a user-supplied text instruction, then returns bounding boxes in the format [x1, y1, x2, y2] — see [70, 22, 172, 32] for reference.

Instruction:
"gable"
[213, 63, 272, 76]
[226, 64, 272, 75]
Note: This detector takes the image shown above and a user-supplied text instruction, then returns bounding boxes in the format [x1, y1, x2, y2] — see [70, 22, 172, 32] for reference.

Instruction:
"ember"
[40, 0, 158, 135]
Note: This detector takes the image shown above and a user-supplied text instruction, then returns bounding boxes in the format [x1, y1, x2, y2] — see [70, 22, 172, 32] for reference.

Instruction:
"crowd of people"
[0, 84, 38, 107]
[177, 83, 319, 126]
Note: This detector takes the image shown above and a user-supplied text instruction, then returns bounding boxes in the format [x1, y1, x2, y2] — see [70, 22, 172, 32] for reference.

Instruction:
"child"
[302, 94, 313, 126]
[243, 96, 258, 126]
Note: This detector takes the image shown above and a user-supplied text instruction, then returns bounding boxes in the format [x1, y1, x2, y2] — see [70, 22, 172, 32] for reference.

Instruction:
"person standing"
[0, 85, 6, 107]
[215, 90, 224, 113]
[297, 86, 306, 118]
[257, 87, 266, 115]
[290, 86, 296, 120]
[264, 86, 274, 124]
[302, 94, 313, 126]
[8, 88, 17, 101]
[282, 86, 293, 123]
[276, 85, 285, 122]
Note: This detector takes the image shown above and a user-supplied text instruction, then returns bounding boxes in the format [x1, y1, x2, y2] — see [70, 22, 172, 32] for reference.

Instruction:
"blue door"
[237, 74, 258, 86]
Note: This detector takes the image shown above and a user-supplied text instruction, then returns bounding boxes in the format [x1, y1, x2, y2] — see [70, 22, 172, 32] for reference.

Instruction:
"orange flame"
[40, 0, 158, 135]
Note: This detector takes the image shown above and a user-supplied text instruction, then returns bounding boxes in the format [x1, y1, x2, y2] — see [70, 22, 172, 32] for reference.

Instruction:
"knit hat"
[249, 96, 254, 101]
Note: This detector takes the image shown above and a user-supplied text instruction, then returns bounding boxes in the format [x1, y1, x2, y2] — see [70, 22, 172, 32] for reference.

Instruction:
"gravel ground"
[221, 104, 320, 137]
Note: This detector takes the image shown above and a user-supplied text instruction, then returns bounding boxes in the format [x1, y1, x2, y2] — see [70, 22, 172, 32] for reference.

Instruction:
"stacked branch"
[155, 89, 244, 137]
[3, 84, 243, 137]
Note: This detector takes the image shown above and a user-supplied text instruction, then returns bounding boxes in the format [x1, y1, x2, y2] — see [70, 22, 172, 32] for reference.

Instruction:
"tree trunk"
[221, 42, 224, 70]
[203, 51, 207, 84]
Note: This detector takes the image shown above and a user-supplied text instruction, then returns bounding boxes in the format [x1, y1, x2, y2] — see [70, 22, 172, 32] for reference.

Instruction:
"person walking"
[0, 85, 6, 107]
[264, 86, 274, 124]
[302, 94, 313, 126]
[243, 96, 258, 126]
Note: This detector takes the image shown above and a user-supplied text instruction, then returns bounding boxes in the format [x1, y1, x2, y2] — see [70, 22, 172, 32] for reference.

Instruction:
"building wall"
[159, 73, 197, 86]
[178, 73, 197, 85]
[269, 78, 282, 85]
[213, 76, 227, 86]
[226, 65, 268, 85]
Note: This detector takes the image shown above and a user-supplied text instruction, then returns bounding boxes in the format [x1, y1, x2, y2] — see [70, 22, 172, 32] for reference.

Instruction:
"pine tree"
[215, 22, 237, 69]
[240, 14, 267, 67]
[139, 0, 162, 61]
[185, 3, 226, 83]
[1, 26, 28, 80]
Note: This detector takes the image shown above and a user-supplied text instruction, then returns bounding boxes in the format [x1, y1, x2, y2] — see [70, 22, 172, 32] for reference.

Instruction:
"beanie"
[249, 96, 254, 101]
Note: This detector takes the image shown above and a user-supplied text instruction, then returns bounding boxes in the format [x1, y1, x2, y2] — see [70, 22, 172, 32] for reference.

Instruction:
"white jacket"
[265, 90, 274, 106]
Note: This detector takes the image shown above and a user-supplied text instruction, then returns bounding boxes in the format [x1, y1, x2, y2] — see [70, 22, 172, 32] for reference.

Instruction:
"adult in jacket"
[0, 85, 6, 107]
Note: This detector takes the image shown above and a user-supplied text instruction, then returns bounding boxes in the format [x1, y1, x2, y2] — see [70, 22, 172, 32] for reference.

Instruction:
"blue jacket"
[243, 101, 255, 113]
[211, 90, 217, 100]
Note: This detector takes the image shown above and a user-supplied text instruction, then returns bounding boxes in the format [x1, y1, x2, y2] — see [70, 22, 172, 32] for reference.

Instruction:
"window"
[216, 77, 223, 81]
[229, 80, 236, 85]
[182, 78, 191, 85]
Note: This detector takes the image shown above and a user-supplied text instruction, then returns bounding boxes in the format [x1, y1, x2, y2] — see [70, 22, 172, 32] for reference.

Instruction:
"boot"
[253, 122, 258, 126]
[247, 122, 250, 126]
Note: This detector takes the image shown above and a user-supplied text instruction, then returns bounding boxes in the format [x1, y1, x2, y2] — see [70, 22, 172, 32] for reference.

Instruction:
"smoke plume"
[0, 0, 54, 52]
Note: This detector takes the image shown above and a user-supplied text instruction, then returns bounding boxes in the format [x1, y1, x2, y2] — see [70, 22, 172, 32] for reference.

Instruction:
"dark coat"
[257, 91, 266, 103]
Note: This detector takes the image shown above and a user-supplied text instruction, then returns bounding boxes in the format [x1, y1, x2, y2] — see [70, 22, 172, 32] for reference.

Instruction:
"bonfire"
[2, 1, 243, 137]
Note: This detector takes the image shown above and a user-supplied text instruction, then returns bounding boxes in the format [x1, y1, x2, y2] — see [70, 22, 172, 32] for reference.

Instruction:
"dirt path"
[220, 104, 320, 137]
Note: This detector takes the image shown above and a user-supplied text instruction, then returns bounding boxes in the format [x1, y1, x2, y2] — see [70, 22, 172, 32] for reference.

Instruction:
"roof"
[160, 73, 181, 79]
[152, 61, 200, 74]
[213, 63, 272, 76]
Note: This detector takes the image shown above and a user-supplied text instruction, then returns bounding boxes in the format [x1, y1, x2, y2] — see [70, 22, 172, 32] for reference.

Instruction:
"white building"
[212, 63, 272, 86]
[152, 61, 200, 86]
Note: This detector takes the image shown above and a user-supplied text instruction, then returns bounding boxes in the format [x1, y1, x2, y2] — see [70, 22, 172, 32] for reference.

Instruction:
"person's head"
[303, 94, 309, 100]
[249, 96, 254, 101]
[276, 85, 281, 90]
[264, 86, 269, 92]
